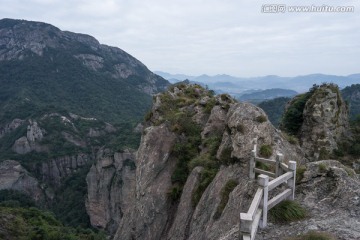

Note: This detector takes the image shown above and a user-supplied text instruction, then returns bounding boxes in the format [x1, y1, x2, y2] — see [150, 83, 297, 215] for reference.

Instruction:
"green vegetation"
[269, 200, 307, 223]
[0, 48, 152, 125]
[255, 115, 267, 123]
[341, 84, 360, 120]
[258, 97, 291, 127]
[236, 124, 245, 134]
[318, 163, 327, 173]
[286, 231, 336, 240]
[259, 144, 273, 158]
[0, 190, 36, 208]
[318, 148, 330, 160]
[213, 179, 238, 220]
[0, 206, 105, 240]
[163, 84, 238, 205]
[281, 93, 312, 136]
[51, 165, 92, 228]
[296, 165, 307, 183]
[281, 85, 319, 136]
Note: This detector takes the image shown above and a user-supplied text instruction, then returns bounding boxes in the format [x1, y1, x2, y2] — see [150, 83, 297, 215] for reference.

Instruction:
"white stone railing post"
[258, 174, 269, 228]
[287, 161, 297, 200]
[275, 153, 283, 177]
[239, 213, 252, 239]
[250, 149, 256, 179]
[249, 138, 257, 179]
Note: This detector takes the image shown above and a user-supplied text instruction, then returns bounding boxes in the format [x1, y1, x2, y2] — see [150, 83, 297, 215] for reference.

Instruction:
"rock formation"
[281, 84, 350, 161]
[86, 149, 136, 234]
[0, 160, 44, 202]
[299, 84, 350, 160]
[258, 160, 360, 240]
[100, 84, 305, 239]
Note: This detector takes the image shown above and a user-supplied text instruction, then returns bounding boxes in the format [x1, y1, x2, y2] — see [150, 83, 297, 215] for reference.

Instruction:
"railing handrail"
[240, 140, 297, 240]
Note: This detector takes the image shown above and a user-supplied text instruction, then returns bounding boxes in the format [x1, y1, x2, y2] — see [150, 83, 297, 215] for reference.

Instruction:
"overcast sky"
[1, 0, 359, 77]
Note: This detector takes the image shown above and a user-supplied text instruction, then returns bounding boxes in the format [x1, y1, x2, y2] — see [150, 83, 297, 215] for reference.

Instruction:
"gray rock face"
[0, 119, 25, 139]
[12, 120, 46, 154]
[111, 89, 304, 240]
[299, 84, 350, 160]
[167, 166, 203, 240]
[86, 150, 136, 234]
[258, 160, 360, 240]
[0, 160, 44, 202]
[38, 153, 91, 187]
[225, 102, 305, 165]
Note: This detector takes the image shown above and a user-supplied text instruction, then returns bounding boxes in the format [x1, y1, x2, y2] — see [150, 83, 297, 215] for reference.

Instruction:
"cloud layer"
[1, 0, 359, 76]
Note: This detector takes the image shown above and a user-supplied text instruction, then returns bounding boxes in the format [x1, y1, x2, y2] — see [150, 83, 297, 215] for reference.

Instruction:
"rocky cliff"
[281, 84, 350, 161]
[84, 83, 305, 239]
[0, 160, 44, 202]
[83, 83, 360, 240]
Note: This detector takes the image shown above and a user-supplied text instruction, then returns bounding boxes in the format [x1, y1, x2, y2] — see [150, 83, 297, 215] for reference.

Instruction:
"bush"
[269, 200, 307, 223]
[255, 115, 267, 123]
[318, 148, 329, 160]
[259, 145, 273, 158]
[236, 124, 245, 133]
[281, 90, 315, 136]
[286, 231, 336, 240]
[213, 179, 238, 220]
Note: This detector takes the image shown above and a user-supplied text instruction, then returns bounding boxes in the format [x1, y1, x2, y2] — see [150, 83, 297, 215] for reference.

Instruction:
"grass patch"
[269, 200, 307, 224]
[259, 144, 273, 158]
[213, 179, 238, 220]
[296, 165, 307, 183]
[203, 98, 217, 114]
[286, 231, 336, 240]
[318, 163, 327, 173]
[192, 168, 218, 207]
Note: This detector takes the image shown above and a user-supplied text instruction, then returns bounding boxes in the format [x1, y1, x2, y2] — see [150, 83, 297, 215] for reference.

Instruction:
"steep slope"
[85, 83, 359, 239]
[0, 18, 169, 231]
[85, 83, 304, 239]
[0, 18, 168, 124]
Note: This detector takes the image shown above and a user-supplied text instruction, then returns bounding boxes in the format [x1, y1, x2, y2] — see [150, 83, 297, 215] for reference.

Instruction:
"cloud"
[0, 0, 359, 76]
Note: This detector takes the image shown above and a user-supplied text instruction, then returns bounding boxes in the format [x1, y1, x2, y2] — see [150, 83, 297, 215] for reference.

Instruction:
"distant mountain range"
[155, 71, 360, 94]
[237, 88, 298, 104]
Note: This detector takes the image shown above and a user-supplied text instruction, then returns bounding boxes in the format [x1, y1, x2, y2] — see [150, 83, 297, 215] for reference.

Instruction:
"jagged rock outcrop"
[85, 149, 136, 234]
[114, 124, 178, 239]
[281, 84, 350, 161]
[83, 83, 357, 239]
[0, 160, 44, 202]
[258, 160, 360, 240]
[12, 120, 46, 154]
[299, 84, 350, 160]
[110, 84, 304, 240]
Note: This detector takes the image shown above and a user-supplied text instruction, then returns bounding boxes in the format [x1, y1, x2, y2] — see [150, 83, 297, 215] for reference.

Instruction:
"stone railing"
[239, 139, 297, 240]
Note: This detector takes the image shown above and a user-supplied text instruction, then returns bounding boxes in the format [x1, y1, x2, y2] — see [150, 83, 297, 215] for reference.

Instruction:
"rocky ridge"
[84, 83, 359, 239]
[83, 83, 305, 238]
